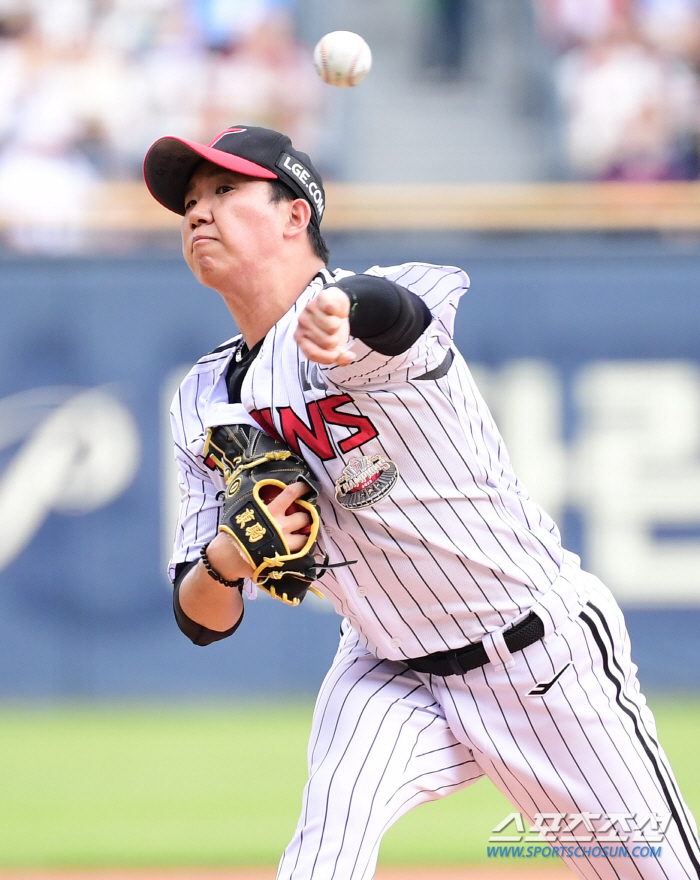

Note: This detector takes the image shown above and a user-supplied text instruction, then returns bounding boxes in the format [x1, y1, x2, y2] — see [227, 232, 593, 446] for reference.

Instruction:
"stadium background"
[1, 0, 700, 874]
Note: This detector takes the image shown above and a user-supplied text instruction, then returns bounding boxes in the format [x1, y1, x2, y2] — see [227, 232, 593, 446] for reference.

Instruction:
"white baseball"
[313, 31, 372, 88]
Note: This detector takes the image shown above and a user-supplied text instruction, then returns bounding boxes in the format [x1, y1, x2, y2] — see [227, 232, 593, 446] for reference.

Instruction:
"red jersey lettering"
[253, 394, 378, 461]
[318, 395, 378, 452]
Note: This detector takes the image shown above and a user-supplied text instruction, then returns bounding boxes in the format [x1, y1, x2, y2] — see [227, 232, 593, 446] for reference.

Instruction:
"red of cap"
[143, 133, 278, 216]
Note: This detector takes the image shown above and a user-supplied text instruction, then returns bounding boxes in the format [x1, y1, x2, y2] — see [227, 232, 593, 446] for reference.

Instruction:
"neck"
[218, 256, 326, 346]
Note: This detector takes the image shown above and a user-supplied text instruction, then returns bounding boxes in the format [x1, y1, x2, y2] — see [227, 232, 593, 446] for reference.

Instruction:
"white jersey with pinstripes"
[169, 260, 700, 880]
[169, 261, 565, 660]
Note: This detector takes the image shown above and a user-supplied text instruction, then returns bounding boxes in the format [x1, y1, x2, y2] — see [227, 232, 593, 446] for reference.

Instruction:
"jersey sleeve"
[166, 344, 268, 604]
[167, 395, 223, 583]
[321, 262, 469, 389]
[167, 368, 260, 600]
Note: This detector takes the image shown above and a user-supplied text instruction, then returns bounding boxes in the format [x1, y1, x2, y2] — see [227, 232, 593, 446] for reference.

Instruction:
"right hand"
[294, 286, 356, 366]
[206, 481, 313, 581]
[263, 481, 313, 553]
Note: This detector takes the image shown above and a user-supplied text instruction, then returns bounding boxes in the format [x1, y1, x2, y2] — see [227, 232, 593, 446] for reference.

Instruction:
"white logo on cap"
[278, 153, 325, 219]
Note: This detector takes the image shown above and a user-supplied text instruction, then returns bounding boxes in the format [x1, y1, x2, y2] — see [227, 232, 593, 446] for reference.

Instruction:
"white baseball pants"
[277, 567, 700, 880]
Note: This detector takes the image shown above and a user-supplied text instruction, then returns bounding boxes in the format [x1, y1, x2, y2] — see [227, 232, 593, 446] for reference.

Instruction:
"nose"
[188, 196, 213, 228]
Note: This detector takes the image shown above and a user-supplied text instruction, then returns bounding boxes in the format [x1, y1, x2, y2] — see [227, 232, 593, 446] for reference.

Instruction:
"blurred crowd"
[0, 0, 323, 244]
[538, 0, 700, 180]
[1, 0, 700, 248]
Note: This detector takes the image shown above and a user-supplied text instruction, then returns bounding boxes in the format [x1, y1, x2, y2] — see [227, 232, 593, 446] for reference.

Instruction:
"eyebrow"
[185, 168, 249, 200]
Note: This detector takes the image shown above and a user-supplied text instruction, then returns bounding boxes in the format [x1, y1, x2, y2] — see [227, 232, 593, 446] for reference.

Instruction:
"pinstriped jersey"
[169, 262, 565, 661]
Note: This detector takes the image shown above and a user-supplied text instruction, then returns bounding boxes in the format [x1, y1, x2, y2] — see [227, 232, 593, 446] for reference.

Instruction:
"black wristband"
[200, 543, 244, 590]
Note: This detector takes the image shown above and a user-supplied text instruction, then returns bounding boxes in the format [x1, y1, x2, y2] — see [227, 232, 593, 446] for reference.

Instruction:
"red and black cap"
[143, 125, 326, 226]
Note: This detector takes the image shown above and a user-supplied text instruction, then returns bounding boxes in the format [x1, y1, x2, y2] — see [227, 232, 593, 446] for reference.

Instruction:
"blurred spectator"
[0, 0, 321, 181]
[555, 19, 700, 180]
[98, 0, 208, 176]
[30, 0, 92, 50]
[0, 11, 32, 144]
[0, 0, 325, 249]
[202, 7, 322, 150]
[192, 0, 294, 52]
[537, 0, 634, 51]
[92, 0, 183, 56]
[635, 0, 700, 66]
[538, 0, 700, 180]
[0, 4, 98, 251]
[0, 139, 97, 252]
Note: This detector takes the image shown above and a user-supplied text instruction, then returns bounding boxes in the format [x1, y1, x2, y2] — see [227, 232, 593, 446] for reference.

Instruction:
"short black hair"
[268, 178, 330, 265]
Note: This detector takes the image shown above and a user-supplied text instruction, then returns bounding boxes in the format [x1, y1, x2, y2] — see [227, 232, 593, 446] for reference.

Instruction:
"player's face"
[181, 162, 286, 289]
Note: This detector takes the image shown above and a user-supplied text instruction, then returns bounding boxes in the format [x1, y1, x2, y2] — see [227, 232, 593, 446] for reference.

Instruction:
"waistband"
[404, 551, 590, 677]
[405, 610, 544, 676]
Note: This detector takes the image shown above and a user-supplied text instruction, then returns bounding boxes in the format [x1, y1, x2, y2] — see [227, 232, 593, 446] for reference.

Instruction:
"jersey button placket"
[390, 637, 401, 649]
[357, 587, 367, 597]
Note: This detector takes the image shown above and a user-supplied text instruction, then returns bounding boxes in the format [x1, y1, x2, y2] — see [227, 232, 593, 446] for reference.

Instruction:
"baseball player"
[144, 125, 700, 879]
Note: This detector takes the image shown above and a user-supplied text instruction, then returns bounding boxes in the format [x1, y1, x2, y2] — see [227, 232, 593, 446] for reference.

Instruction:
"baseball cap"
[143, 125, 326, 226]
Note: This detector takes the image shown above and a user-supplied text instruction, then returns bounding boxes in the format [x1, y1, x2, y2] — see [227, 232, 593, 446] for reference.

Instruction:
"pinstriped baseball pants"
[276, 568, 700, 880]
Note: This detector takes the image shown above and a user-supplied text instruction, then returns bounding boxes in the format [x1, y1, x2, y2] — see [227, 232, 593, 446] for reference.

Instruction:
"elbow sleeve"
[172, 561, 244, 646]
[331, 274, 432, 356]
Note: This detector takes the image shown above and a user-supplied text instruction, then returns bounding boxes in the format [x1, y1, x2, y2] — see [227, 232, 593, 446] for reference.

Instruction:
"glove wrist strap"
[200, 543, 244, 590]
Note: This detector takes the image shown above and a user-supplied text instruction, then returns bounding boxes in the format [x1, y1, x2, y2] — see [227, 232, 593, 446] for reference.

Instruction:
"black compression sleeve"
[330, 275, 432, 356]
[172, 560, 244, 646]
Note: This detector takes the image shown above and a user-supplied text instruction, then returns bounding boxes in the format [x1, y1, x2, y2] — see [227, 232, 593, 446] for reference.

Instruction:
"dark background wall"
[1, 232, 699, 699]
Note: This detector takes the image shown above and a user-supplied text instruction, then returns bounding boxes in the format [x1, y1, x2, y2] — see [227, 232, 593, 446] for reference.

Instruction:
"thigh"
[277, 626, 484, 880]
[432, 577, 700, 880]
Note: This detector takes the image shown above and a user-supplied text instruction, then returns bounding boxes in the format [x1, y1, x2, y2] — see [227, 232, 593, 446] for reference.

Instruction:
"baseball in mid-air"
[313, 31, 372, 88]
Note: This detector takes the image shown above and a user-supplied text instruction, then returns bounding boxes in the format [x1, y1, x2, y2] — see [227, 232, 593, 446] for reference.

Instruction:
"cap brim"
[143, 136, 278, 215]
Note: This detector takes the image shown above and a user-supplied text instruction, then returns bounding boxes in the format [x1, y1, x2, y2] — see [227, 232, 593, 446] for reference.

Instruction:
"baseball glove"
[202, 423, 324, 606]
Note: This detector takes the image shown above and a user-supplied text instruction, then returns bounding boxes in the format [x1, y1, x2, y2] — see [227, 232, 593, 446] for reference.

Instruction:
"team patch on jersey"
[335, 455, 399, 510]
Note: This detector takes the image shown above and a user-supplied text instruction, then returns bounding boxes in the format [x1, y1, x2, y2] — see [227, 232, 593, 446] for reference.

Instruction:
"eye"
[184, 198, 197, 212]
[216, 185, 234, 195]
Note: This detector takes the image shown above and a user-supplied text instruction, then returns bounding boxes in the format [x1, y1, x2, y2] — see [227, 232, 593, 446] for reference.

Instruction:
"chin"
[196, 271, 224, 291]
[190, 258, 223, 288]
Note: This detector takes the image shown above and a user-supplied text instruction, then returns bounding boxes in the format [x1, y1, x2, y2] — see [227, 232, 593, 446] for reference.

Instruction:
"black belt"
[405, 611, 544, 677]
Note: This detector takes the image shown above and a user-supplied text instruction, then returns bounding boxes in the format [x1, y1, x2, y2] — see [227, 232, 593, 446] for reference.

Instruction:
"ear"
[283, 198, 313, 240]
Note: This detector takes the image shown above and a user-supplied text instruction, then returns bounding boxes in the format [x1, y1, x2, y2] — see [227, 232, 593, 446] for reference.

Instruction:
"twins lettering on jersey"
[250, 393, 399, 509]
[251, 393, 377, 459]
